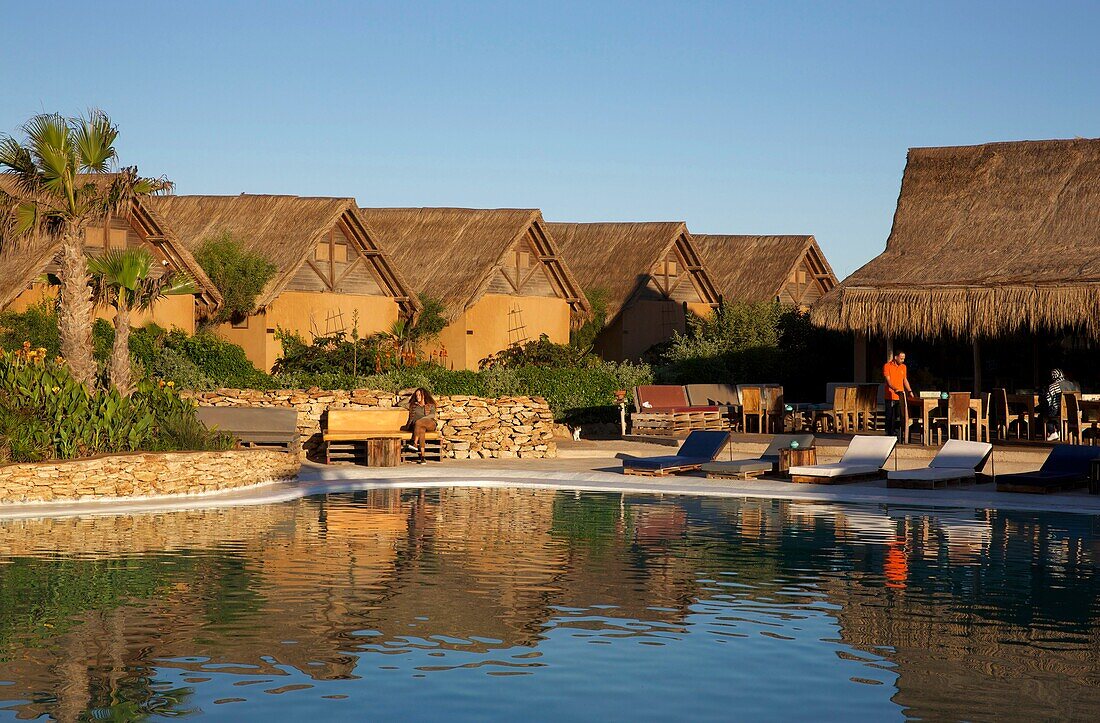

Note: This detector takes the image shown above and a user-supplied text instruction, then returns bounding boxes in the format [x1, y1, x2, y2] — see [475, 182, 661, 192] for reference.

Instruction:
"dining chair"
[815, 385, 846, 433]
[973, 393, 991, 443]
[763, 386, 784, 434]
[740, 386, 766, 434]
[932, 392, 971, 443]
[991, 388, 1028, 440]
[855, 384, 877, 431]
[1062, 393, 1098, 445]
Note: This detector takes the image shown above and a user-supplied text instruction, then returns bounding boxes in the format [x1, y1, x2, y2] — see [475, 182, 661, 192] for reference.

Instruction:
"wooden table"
[904, 397, 984, 446]
[366, 437, 403, 467]
[779, 446, 817, 476]
[1006, 393, 1039, 439]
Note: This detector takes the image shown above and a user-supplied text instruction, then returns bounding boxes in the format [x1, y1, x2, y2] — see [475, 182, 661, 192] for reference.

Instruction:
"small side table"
[366, 438, 403, 467]
[779, 446, 818, 477]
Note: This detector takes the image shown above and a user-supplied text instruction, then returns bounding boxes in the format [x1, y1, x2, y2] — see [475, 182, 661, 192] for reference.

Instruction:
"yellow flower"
[166, 381, 175, 388]
[55, 356, 65, 365]
[51, 386, 60, 393]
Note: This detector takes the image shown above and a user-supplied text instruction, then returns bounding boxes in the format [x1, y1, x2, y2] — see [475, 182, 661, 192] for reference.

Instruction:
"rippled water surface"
[1, 489, 1098, 721]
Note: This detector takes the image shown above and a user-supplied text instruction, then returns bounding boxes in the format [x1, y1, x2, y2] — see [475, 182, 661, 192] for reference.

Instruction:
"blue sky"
[2, 1, 1097, 277]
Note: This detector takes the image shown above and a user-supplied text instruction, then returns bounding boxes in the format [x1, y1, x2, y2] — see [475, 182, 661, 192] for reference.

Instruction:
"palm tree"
[375, 319, 419, 367]
[0, 111, 171, 386]
[89, 248, 195, 394]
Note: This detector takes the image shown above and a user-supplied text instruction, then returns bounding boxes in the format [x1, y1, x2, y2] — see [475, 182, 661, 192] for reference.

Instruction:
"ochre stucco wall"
[217, 292, 402, 372]
[6, 284, 196, 334]
[431, 294, 570, 370]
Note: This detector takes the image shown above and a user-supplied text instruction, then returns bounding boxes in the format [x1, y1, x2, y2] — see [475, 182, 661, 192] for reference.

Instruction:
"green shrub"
[479, 334, 593, 370]
[570, 287, 610, 350]
[2, 304, 118, 366]
[0, 344, 232, 461]
[194, 231, 278, 325]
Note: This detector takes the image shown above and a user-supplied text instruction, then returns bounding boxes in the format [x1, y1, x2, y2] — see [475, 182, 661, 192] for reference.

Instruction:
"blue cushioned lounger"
[622, 430, 730, 476]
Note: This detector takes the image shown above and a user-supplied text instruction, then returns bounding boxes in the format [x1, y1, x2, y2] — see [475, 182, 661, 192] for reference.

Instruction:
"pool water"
[0, 489, 1098, 721]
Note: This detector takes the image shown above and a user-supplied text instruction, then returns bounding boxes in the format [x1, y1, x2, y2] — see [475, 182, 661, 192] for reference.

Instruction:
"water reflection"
[0, 490, 1097, 721]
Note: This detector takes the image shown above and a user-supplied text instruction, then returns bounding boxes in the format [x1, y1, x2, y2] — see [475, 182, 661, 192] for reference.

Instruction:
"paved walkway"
[2, 451, 1098, 521]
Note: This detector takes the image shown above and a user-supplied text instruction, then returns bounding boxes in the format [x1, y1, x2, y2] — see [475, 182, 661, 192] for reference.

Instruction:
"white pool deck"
[1, 439, 1099, 521]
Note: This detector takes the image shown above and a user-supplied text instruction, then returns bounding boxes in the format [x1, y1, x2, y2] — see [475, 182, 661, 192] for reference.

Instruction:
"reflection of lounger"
[788, 435, 896, 485]
[622, 430, 730, 476]
[701, 434, 815, 479]
[887, 440, 992, 489]
[996, 444, 1099, 494]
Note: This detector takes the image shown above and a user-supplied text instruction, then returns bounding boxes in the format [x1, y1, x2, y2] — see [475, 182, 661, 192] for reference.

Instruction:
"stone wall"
[183, 389, 558, 459]
[0, 450, 300, 505]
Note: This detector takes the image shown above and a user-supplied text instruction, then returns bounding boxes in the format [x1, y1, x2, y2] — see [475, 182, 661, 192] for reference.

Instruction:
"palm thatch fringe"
[812, 284, 1100, 338]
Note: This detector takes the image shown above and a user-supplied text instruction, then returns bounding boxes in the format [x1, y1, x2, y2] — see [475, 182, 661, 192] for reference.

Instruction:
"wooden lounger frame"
[887, 474, 975, 490]
[705, 469, 770, 481]
[789, 471, 884, 486]
[623, 463, 704, 477]
[996, 477, 1088, 494]
[631, 410, 726, 437]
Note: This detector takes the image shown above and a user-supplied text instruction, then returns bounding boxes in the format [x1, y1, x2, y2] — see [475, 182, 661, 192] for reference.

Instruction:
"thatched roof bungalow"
[363, 208, 588, 370]
[812, 137, 1100, 390]
[693, 234, 837, 308]
[148, 194, 419, 371]
[0, 187, 221, 334]
[547, 221, 720, 360]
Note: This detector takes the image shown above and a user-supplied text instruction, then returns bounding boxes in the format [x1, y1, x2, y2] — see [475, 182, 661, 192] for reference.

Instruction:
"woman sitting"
[403, 388, 437, 464]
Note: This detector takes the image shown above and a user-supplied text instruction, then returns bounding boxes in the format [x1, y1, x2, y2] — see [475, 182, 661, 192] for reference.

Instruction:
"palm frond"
[74, 109, 118, 172]
[22, 114, 76, 198]
[0, 139, 42, 197]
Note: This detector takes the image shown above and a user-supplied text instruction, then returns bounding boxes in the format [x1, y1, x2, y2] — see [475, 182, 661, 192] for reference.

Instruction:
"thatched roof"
[693, 234, 837, 304]
[813, 138, 1100, 338]
[361, 208, 588, 319]
[546, 221, 720, 321]
[0, 178, 221, 309]
[147, 194, 419, 313]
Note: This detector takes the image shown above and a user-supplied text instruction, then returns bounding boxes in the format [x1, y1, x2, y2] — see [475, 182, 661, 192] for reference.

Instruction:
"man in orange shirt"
[883, 351, 913, 439]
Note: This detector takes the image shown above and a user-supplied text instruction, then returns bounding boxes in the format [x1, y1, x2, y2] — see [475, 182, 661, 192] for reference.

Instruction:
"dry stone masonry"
[0, 450, 299, 505]
[183, 388, 558, 460]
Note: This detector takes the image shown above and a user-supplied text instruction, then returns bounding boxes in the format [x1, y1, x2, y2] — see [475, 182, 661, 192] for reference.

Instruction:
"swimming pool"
[0, 489, 1097, 720]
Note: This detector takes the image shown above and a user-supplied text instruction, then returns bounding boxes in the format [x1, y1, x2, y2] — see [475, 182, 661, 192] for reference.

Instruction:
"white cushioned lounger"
[788, 435, 897, 481]
[887, 440, 992, 483]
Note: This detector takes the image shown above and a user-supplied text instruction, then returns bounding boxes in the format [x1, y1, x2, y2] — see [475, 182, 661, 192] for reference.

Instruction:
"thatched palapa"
[693, 234, 836, 307]
[813, 138, 1100, 338]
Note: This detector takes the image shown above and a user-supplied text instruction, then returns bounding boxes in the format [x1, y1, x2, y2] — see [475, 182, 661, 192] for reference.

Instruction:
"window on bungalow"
[315, 242, 330, 261]
[231, 316, 249, 329]
[109, 229, 128, 249]
[84, 227, 105, 247]
[516, 251, 530, 268]
[333, 242, 348, 263]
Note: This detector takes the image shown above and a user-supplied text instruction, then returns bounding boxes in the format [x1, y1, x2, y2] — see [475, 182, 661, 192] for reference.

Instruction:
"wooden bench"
[323, 408, 442, 465]
[196, 406, 300, 455]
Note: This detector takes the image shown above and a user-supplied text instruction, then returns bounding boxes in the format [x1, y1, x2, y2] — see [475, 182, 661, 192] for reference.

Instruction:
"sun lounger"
[996, 444, 1099, 494]
[701, 434, 815, 479]
[196, 406, 300, 454]
[788, 435, 896, 485]
[631, 385, 724, 436]
[622, 430, 730, 476]
[886, 439, 992, 489]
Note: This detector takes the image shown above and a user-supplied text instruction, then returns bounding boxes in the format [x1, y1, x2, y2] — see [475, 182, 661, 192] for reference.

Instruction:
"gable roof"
[813, 137, 1100, 337]
[546, 221, 720, 321]
[146, 194, 419, 313]
[693, 234, 837, 304]
[361, 208, 589, 319]
[0, 179, 221, 309]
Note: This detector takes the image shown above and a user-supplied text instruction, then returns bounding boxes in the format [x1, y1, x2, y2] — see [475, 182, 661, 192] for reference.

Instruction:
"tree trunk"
[58, 228, 96, 385]
[110, 296, 133, 395]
